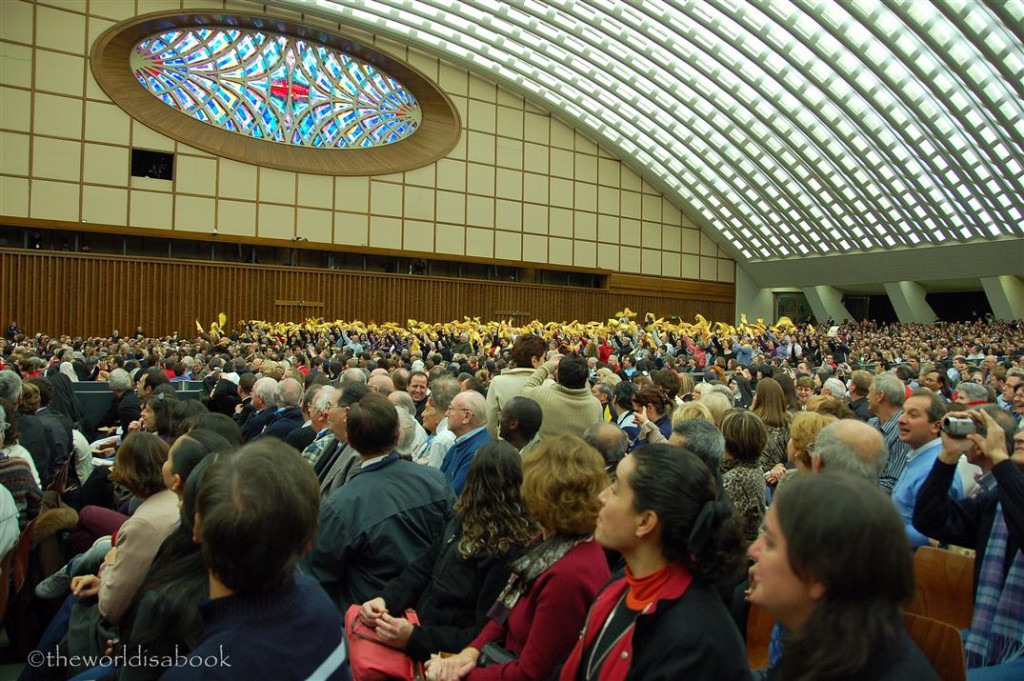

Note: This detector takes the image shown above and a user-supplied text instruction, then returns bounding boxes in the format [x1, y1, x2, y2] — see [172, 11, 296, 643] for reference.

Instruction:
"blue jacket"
[440, 428, 492, 496]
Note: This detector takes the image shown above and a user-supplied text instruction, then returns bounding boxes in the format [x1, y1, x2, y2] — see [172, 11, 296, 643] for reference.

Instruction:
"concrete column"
[802, 285, 853, 323]
[981, 275, 1024, 320]
[883, 281, 938, 323]
[735, 266, 774, 325]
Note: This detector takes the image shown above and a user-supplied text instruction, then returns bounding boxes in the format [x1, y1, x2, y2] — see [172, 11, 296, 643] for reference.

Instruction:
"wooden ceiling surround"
[89, 10, 461, 176]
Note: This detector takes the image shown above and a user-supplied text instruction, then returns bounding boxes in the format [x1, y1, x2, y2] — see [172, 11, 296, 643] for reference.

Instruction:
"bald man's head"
[813, 419, 888, 482]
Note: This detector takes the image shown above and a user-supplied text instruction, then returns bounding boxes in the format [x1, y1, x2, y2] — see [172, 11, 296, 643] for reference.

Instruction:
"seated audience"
[560, 444, 749, 680]
[748, 473, 939, 680]
[163, 440, 346, 680]
[424, 434, 610, 681]
[303, 394, 454, 611]
[360, 441, 534, 662]
[913, 409, 1024, 678]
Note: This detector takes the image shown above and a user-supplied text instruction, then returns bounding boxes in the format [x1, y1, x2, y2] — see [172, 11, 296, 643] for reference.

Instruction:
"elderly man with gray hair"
[669, 418, 727, 492]
[242, 376, 278, 442]
[0, 369, 57, 486]
[955, 380, 991, 407]
[812, 420, 889, 483]
[867, 372, 913, 494]
[258, 377, 306, 441]
[98, 368, 142, 434]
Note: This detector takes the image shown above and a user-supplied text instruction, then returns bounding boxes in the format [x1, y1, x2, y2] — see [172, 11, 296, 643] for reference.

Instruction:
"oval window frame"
[91, 11, 461, 176]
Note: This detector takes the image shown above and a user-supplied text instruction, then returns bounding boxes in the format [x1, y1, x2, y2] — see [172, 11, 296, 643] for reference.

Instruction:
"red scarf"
[625, 563, 676, 610]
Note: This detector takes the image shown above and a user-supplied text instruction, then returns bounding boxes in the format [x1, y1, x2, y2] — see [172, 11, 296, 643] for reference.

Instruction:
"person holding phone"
[913, 408, 1024, 678]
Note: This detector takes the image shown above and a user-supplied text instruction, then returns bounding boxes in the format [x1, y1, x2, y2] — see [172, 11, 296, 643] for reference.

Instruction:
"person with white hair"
[241, 376, 278, 442]
[258, 377, 306, 441]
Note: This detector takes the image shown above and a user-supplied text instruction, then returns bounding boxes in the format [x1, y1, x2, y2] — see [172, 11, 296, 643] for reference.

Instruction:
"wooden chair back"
[902, 610, 967, 681]
[905, 546, 974, 630]
[746, 601, 776, 670]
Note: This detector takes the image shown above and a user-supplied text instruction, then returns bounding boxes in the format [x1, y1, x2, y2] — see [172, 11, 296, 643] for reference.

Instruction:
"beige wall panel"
[0, 132, 30, 176]
[334, 176, 369, 213]
[466, 195, 493, 228]
[34, 139, 81, 181]
[522, 234, 547, 263]
[550, 178, 573, 208]
[466, 163, 495, 196]
[0, 1, 34, 44]
[495, 169, 523, 201]
[549, 207, 572, 238]
[34, 94, 82, 138]
[258, 203, 295, 239]
[35, 5, 86, 53]
[436, 159, 466, 192]
[131, 122, 175, 153]
[297, 174, 333, 209]
[333, 211, 367, 246]
[369, 215, 401, 249]
[82, 142, 128, 185]
[700, 256, 718, 280]
[662, 252, 681, 279]
[681, 254, 700, 278]
[218, 160, 257, 201]
[575, 211, 596, 242]
[0, 43, 33, 88]
[30, 180, 80, 221]
[218, 199, 256, 237]
[598, 214, 619, 244]
[522, 203, 547, 235]
[466, 227, 494, 258]
[0, 176, 30, 217]
[35, 50, 84, 96]
[0, 87, 32, 132]
[549, 237, 572, 266]
[597, 243, 619, 271]
[641, 249, 661, 276]
[296, 207, 332, 243]
[82, 185, 128, 226]
[620, 246, 641, 273]
[175, 155, 217, 196]
[405, 186, 435, 221]
[175, 195, 216, 232]
[574, 240, 596, 269]
[259, 168, 296, 205]
[495, 199, 522, 232]
[403, 219, 434, 253]
[130, 190, 173, 229]
[84, 101, 130, 145]
[494, 230, 521, 261]
[436, 223, 465, 255]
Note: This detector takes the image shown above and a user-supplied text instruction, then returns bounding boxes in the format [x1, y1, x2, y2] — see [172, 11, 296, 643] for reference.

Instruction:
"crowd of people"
[0, 312, 1022, 680]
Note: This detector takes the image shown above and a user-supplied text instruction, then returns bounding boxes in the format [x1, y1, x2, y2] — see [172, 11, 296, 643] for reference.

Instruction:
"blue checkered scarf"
[965, 502, 1024, 668]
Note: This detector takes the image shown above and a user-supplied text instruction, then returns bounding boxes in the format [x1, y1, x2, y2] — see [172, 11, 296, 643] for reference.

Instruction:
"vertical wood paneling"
[0, 249, 735, 337]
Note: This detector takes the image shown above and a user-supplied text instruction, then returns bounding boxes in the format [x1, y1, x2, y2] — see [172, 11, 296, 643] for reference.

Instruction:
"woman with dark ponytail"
[560, 444, 750, 680]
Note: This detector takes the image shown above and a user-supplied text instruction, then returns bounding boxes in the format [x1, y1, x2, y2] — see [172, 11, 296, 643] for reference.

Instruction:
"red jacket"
[559, 564, 692, 681]
[467, 539, 609, 681]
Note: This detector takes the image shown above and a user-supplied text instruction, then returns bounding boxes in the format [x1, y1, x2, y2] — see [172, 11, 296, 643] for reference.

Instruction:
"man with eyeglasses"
[439, 390, 491, 495]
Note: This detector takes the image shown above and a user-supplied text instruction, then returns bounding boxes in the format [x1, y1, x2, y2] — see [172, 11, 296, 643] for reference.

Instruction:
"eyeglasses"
[446, 406, 471, 415]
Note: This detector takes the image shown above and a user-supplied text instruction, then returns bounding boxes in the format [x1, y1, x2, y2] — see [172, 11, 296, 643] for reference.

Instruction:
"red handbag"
[345, 604, 425, 681]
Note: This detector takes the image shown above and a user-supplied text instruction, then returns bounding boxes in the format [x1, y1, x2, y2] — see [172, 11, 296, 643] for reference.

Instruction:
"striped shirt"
[869, 410, 912, 493]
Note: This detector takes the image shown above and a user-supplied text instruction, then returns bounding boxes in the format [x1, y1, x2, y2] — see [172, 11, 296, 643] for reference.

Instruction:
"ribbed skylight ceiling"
[265, 0, 1024, 263]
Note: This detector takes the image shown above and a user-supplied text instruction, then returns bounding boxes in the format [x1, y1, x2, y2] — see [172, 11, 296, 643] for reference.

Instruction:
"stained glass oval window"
[130, 28, 422, 149]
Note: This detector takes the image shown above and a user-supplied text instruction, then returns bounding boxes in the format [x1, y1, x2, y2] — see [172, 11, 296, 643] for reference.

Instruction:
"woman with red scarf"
[560, 444, 750, 680]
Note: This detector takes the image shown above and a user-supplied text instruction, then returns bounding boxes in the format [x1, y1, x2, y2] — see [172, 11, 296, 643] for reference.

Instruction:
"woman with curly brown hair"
[425, 434, 611, 681]
[360, 440, 536, 662]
